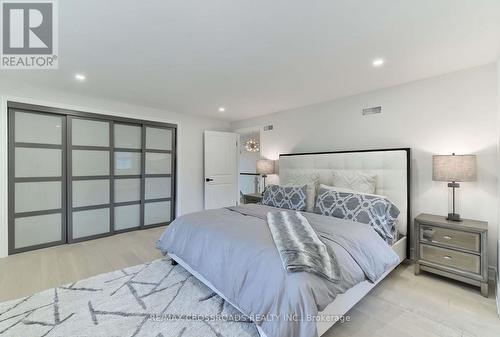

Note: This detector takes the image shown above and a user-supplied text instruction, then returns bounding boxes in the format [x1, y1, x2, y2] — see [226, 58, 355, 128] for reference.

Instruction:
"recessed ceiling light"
[372, 59, 385, 67]
[218, 107, 226, 112]
[75, 73, 86, 81]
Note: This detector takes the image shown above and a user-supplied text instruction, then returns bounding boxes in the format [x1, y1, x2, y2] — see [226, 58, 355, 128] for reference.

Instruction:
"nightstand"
[414, 214, 488, 297]
[243, 193, 263, 204]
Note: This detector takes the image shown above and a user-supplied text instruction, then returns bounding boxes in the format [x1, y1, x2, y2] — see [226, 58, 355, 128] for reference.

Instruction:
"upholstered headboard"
[279, 148, 410, 254]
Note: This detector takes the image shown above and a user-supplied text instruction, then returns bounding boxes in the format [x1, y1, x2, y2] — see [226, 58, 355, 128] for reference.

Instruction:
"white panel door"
[204, 131, 239, 210]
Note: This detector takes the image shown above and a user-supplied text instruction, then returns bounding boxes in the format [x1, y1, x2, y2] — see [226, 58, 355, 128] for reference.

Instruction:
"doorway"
[236, 127, 262, 203]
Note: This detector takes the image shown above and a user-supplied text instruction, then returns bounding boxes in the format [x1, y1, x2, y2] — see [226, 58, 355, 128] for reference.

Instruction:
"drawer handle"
[443, 255, 453, 260]
[443, 235, 453, 240]
[422, 229, 434, 240]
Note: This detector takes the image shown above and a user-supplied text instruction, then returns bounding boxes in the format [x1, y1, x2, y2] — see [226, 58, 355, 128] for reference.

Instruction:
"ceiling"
[2, 0, 500, 121]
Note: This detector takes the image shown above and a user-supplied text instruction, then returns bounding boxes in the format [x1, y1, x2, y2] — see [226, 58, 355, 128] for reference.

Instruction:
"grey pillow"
[314, 187, 400, 243]
[262, 185, 307, 211]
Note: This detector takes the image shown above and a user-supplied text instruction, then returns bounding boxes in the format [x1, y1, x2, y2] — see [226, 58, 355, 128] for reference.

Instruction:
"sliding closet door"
[143, 126, 175, 226]
[68, 117, 112, 241]
[8, 110, 66, 254]
[8, 102, 177, 254]
[114, 123, 142, 231]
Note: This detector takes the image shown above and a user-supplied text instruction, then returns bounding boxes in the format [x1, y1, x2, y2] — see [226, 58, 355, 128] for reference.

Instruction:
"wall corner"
[0, 96, 8, 258]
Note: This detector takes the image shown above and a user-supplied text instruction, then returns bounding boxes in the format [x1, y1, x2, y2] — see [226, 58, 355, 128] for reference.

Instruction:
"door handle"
[205, 178, 214, 182]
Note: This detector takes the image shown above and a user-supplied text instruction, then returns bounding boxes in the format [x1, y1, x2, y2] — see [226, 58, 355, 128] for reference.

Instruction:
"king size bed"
[157, 148, 411, 337]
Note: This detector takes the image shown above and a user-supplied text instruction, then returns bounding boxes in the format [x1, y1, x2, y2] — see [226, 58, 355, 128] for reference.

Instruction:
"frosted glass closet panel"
[144, 201, 171, 226]
[72, 119, 109, 146]
[70, 117, 111, 241]
[10, 110, 65, 253]
[115, 124, 141, 149]
[72, 180, 110, 207]
[15, 111, 63, 144]
[72, 208, 110, 239]
[145, 153, 171, 174]
[72, 150, 110, 176]
[115, 179, 141, 203]
[146, 127, 172, 150]
[112, 123, 143, 232]
[15, 181, 62, 213]
[15, 214, 62, 249]
[114, 152, 141, 175]
[145, 178, 171, 199]
[15, 148, 61, 177]
[115, 205, 140, 230]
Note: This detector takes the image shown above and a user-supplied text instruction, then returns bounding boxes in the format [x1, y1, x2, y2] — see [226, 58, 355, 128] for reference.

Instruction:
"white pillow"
[319, 184, 387, 199]
[331, 170, 377, 194]
[280, 169, 320, 212]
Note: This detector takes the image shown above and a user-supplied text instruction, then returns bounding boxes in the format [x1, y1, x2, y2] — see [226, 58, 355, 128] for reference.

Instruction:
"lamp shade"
[432, 154, 477, 182]
[256, 159, 275, 175]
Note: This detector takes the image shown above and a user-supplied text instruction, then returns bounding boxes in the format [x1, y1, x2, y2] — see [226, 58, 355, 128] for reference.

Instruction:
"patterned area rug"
[0, 258, 259, 337]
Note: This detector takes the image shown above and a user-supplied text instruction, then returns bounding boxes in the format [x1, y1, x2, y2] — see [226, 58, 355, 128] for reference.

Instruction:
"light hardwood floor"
[0, 227, 165, 302]
[0, 227, 498, 337]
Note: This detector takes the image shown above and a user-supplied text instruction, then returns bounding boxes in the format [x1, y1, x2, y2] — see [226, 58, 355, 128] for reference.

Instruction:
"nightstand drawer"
[420, 244, 480, 274]
[420, 225, 480, 252]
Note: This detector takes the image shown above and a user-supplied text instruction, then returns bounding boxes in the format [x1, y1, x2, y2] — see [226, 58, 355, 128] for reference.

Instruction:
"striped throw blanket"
[266, 211, 339, 282]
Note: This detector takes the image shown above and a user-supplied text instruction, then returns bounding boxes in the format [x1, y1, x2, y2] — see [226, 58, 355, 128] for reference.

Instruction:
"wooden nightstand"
[414, 214, 488, 297]
[243, 193, 263, 204]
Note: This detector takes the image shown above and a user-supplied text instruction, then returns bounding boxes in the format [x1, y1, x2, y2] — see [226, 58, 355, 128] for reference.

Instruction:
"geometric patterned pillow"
[314, 187, 400, 244]
[262, 185, 307, 211]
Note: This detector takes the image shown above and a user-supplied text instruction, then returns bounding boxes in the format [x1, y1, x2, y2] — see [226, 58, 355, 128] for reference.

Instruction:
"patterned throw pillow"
[314, 187, 400, 243]
[262, 185, 307, 211]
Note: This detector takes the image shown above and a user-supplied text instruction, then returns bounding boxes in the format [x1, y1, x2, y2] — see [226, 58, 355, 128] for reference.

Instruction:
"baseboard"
[489, 266, 499, 316]
[497, 277, 500, 317]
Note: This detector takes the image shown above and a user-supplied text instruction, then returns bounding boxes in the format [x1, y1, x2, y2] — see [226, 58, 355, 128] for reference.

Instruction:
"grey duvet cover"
[157, 204, 399, 337]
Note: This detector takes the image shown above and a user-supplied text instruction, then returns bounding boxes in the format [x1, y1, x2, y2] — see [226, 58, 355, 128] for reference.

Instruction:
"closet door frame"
[7, 102, 177, 253]
[8, 108, 68, 255]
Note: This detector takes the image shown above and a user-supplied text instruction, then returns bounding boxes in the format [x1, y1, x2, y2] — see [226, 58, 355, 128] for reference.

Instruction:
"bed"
[158, 148, 410, 337]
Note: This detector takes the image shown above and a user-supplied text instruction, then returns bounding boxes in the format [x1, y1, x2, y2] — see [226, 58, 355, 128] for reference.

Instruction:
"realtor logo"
[1, 0, 58, 69]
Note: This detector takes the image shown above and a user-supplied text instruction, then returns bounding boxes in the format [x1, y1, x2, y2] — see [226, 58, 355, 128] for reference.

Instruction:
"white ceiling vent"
[362, 106, 382, 115]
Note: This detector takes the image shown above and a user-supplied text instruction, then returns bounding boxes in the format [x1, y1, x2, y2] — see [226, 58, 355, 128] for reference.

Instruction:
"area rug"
[0, 258, 259, 337]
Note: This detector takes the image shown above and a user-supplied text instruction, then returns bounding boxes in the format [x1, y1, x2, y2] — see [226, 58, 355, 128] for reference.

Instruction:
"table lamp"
[256, 159, 275, 191]
[432, 153, 476, 222]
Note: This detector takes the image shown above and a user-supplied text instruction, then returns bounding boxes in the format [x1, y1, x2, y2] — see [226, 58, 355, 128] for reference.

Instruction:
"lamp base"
[446, 213, 462, 222]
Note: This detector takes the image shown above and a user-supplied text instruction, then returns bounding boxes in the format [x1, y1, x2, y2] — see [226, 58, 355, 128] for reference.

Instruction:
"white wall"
[239, 132, 261, 173]
[0, 84, 230, 258]
[232, 64, 499, 275]
[497, 59, 500, 310]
